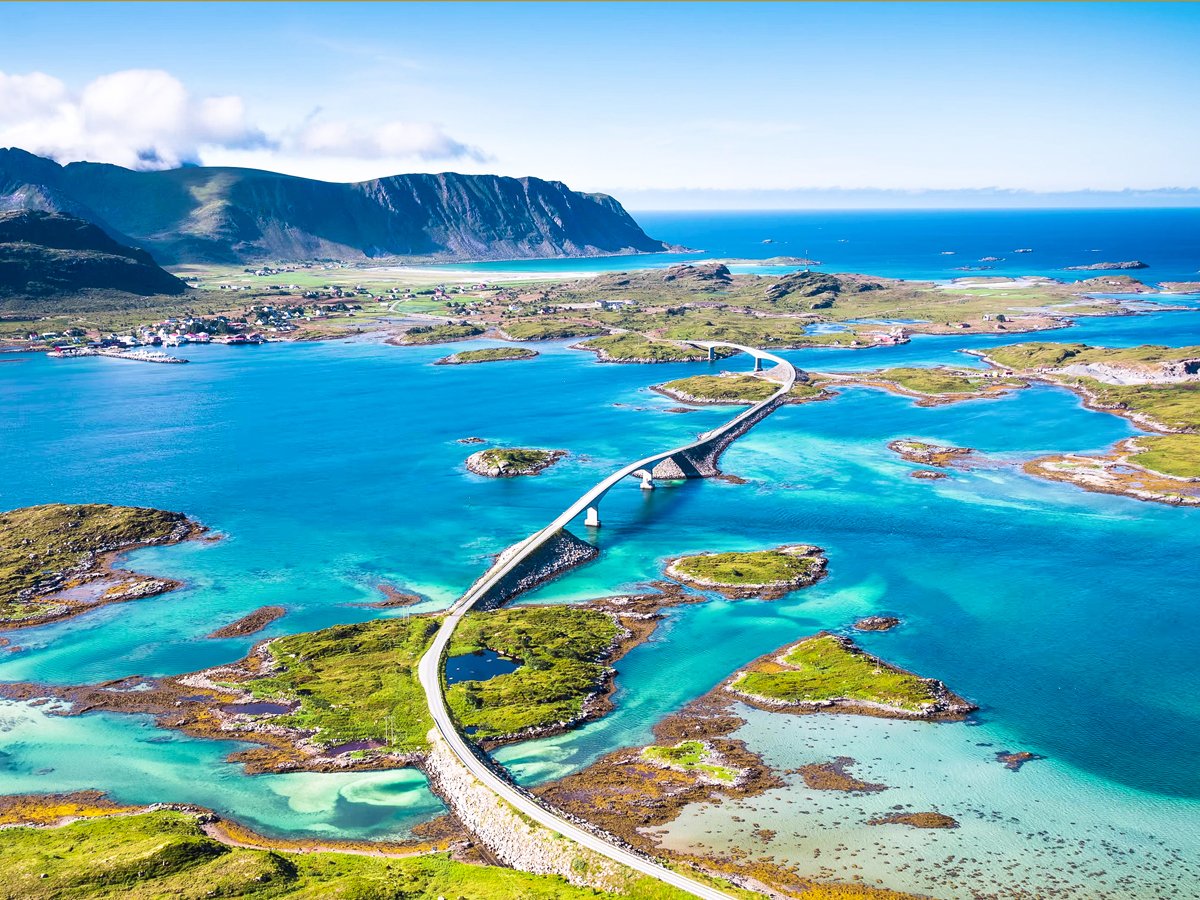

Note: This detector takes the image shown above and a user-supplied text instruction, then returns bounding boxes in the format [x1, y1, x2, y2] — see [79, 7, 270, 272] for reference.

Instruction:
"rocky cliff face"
[0, 209, 188, 301]
[0, 148, 668, 264]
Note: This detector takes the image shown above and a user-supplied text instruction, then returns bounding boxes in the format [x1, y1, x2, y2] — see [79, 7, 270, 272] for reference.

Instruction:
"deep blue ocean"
[2, 210, 1199, 898]
[426, 208, 1200, 284]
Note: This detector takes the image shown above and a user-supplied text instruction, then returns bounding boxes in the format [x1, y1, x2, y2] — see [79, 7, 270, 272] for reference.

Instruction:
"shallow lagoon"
[2, 310, 1199, 889]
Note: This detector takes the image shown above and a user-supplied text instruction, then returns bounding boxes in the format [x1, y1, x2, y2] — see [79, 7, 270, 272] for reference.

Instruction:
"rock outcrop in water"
[1064, 260, 1149, 271]
[0, 147, 668, 264]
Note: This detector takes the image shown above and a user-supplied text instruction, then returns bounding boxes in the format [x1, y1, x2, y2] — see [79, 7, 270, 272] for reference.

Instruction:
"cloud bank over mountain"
[0, 68, 484, 172]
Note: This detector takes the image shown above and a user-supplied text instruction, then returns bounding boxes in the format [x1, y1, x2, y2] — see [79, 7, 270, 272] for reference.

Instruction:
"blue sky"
[1, 2, 1198, 205]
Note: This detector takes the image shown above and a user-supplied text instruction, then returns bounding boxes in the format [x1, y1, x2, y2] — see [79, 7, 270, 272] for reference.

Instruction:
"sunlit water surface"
[2, 282, 1199, 890]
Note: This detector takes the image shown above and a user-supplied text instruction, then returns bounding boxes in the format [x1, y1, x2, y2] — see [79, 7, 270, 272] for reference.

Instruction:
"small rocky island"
[888, 438, 974, 468]
[1064, 260, 1148, 271]
[0, 503, 205, 629]
[435, 346, 538, 365]
[466, 447, 566, 477]
[868, 811, 959, 829]
[665, 544, 827, 599]
[726, 632, 976, 721]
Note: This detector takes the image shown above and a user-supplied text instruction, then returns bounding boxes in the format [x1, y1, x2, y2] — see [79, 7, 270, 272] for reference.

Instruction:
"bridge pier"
[584, 506, 601, 527]
[707, 345, 715, 361]
[753, 356, 763, 373]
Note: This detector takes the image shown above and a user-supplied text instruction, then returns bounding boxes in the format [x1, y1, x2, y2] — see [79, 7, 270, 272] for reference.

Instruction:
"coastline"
[1, 508, 209, 632]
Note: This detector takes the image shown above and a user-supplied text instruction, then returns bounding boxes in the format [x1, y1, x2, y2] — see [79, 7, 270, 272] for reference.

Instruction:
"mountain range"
[0, 148, 669, 265]
[0, 210, 188, 307]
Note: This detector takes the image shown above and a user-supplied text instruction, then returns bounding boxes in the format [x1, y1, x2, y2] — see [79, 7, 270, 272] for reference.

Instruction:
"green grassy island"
[0, 809, 681, 900]
[436, 346, 538, 365]
[575, 332, 730, 363]
[241, 617, 439, 755]
[982, 342, 1200, 432]
[446, 605, 621, 741]
[654, 373, 780, 404]
[729, 633, 975, 720]
[29, 604, 644, 769]
[851, 366, 1028, 402]
[666, 545, 826, 599]
[641, 741, 740, 784]
[395, 322, 486, 345]
[0, 503, 202, 629]
[466, 447, 566, 477]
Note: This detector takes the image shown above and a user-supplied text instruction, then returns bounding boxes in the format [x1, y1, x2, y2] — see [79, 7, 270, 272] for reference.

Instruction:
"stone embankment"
[651, 392, 788, 480]
[421, 727, 628, 891]
[475, 529, 598, 610]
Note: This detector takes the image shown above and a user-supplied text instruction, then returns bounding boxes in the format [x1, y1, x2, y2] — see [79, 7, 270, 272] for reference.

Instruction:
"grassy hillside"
[0, 810, 686, 899]
[446, 606, 620, 740]
[0, 210, 188, 306]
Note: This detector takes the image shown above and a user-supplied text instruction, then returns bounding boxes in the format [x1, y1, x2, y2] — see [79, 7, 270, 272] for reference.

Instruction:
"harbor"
[48, 347, 189, 364]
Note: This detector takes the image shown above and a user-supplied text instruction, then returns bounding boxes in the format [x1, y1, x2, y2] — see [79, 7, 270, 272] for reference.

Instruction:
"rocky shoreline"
[1, 505, 208, 631]
[206, 605, 286, 639]
[1023, 439, 1200, 507]
[0, 586, 702, 776]
[0, 651, 427, 776]
[531, 646, 925, 898]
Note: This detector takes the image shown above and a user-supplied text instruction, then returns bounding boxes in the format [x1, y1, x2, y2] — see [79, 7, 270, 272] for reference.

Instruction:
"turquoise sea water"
[2, 215, 1200, 892]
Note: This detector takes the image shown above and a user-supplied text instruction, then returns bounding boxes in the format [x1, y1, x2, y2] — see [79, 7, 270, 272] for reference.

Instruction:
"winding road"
[416, 342, 796, 899]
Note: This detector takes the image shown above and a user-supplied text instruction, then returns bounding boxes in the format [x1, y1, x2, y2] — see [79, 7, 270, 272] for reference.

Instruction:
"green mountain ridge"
[0, 209, 189, 306]
[0, 148, 669, 264]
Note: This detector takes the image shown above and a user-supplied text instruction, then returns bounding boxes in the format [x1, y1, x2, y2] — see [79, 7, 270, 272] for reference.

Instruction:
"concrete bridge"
[415, 342, 796, 899]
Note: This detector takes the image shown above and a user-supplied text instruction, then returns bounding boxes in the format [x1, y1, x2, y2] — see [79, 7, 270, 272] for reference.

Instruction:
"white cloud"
[0, 68, 485, 171]
[0, 69, 268, 169]
[292, 116, 487, 163]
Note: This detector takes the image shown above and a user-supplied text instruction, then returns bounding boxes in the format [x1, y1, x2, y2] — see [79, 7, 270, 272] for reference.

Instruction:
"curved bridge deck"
[416, 342, 797, 899]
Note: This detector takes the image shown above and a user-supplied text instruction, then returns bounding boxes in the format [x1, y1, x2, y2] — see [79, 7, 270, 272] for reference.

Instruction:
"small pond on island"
[444, 649, 521, 686]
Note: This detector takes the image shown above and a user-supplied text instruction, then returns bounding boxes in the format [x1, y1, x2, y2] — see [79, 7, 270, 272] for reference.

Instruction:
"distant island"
[1064, 260, 1149, 271]
[435, 346, 538, 365]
